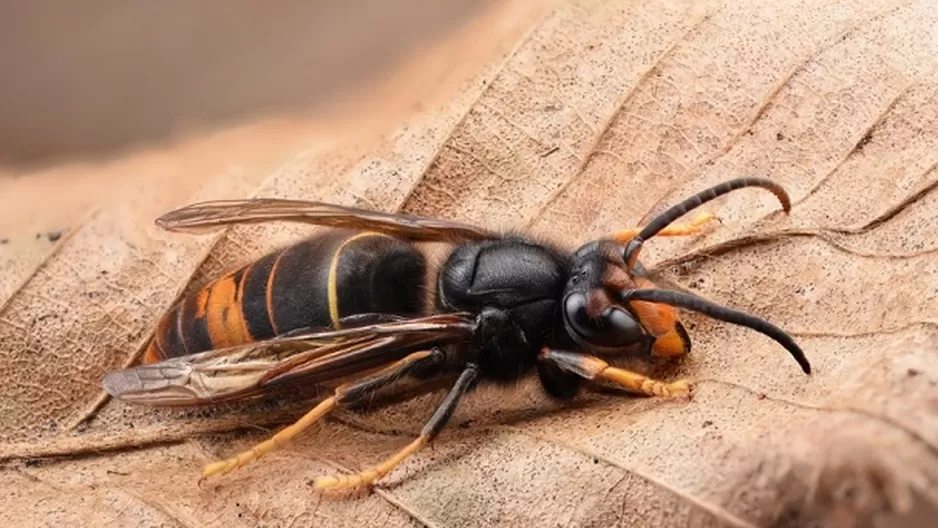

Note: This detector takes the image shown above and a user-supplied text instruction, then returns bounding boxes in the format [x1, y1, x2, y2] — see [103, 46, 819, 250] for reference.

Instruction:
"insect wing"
[103, 313, 477, 407]
[155, 198, 500, 242]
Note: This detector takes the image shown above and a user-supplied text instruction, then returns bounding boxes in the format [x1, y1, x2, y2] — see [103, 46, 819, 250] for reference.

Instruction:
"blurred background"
[0, 0, 542, 272]
[0, 0, 498, 166]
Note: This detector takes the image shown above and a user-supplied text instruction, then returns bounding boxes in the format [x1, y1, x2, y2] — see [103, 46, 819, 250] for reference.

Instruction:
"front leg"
[538, 348, 691, 399]
[612, 210, 718, 244]
[536, 357, 582, 399]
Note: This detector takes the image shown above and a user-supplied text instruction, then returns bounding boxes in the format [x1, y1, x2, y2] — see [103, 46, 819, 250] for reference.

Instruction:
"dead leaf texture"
[3, 1, 938, 526]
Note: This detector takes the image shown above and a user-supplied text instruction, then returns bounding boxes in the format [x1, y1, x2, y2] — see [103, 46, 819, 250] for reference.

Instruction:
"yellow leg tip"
[642, 378, 692, 398]
[202, 461, 232, 479]
[201, 449, 261, 479]
[691, 210, 715, 223]
[313, 475, 342, 490]
[690, 211, 721, 231]
[665, 379, 692, 398]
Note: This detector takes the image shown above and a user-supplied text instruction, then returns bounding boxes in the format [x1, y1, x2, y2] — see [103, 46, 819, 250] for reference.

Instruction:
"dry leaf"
[3, 1, 938, 527]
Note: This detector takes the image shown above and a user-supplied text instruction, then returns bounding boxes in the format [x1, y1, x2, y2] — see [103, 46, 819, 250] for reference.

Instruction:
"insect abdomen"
[143, 230, 428, 363]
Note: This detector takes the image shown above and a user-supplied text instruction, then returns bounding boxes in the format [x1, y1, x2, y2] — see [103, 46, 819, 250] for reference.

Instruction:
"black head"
[562, 240, 649, 354]
[559, 178, 811, 374]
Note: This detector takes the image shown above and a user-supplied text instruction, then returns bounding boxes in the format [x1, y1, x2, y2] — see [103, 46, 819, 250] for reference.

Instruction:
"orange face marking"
[651, 328, 688, 358]
[626, 277, 689, 357]
[627, 300, 679, 337]
[204, 272, 251, 349]
[602, 263, 686, 353]
[623, 276, 676, 335]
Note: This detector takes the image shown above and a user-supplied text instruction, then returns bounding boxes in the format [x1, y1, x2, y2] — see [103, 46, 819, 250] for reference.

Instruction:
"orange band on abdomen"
[204, 272, 252, 349]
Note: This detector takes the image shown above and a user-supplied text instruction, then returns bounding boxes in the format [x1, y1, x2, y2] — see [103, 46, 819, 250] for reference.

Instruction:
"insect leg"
[539, 348, 691, 398]
[202, 348, 445, 480]
[314, 363, 479, 492]
[611, 211, 718, 244]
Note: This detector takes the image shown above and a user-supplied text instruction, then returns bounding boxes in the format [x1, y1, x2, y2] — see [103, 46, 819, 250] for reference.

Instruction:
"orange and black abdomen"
[143, 230, 428, 363]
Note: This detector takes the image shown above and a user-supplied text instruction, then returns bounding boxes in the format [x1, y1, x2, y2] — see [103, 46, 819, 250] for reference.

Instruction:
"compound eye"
[563, 292, 643, 348]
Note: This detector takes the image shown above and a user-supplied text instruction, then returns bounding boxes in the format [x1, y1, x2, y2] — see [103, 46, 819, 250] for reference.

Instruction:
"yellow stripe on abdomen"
[326, 231, 389, 329]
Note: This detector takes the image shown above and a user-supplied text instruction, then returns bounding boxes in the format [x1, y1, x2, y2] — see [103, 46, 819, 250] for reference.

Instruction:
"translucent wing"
[103, 313, 477, 406]
[155, 198, 500, 242]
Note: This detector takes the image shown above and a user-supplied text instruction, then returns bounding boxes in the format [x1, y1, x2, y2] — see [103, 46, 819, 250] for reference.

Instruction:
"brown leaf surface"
[4, 1, 938, 527]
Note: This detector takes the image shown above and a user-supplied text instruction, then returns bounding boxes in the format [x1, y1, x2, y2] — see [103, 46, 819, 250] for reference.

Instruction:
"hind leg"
[314, 364, 479, 492]
[202, 348, 444, 479]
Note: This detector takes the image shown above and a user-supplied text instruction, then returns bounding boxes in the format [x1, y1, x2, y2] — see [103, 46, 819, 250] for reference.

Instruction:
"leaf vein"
[697, 379, 938, 459]
[526, 11, 713, 227]
[493, 425, 762, 528]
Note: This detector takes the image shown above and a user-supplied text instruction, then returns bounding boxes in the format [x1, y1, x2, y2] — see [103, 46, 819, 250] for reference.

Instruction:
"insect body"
[104, 177, 811, 493]
[144, 230, 428, 364]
